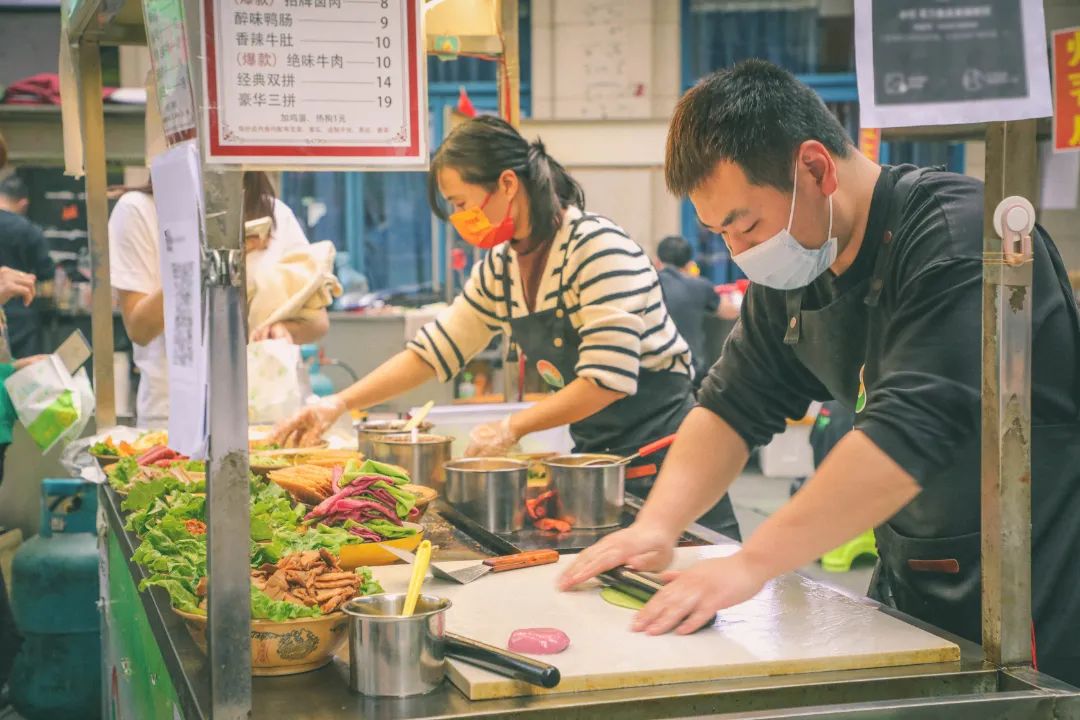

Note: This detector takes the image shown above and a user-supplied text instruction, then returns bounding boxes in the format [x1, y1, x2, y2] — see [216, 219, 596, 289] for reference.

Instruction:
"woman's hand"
[0, 267, 35, 306]
[271, 395, 347, 447]
[13, 355, 49, 370]
[465, 416, 519, 456]
[250, 322, 293, 343]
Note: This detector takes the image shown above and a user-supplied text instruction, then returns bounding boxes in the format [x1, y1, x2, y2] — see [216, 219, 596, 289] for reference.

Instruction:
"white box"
[759, 424, 815, 479]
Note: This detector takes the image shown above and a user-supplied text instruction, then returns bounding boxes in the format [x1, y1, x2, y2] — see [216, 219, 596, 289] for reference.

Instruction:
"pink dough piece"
[507, 628, 571, 655]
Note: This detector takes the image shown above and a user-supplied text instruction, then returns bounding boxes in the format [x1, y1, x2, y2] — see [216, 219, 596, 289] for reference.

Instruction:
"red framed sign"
[1052, 27, 1080, 153]
[200, 0, 426, 167]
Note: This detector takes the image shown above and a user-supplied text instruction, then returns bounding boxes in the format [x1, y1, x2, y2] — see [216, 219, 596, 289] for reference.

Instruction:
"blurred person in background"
[109, 171, 326, 425]
[0, 173, 55, 358]
[655, 235, 723, 386]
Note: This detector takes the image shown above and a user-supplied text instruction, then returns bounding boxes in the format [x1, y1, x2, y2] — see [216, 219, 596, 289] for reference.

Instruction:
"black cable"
[323, 359, 360, 383]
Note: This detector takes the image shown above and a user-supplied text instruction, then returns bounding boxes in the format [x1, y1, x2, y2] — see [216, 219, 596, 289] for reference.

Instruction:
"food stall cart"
[64, 0, 1080, 717]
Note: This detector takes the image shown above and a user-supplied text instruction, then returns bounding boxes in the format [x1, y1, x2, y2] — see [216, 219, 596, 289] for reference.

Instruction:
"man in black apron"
[561, 60, 1080, 686]
[499, 227, 741, 540]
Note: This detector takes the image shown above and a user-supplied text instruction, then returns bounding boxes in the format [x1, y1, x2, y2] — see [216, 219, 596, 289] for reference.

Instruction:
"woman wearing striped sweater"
[274, 117, 739, 538]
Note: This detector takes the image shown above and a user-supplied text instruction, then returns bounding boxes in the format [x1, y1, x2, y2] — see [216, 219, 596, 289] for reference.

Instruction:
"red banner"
[1053, 27, 1080, 153]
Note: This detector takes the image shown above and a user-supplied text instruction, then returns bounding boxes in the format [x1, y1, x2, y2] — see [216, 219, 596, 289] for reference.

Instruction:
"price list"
[202, 0, 425, 166]
[145, 0, 198, 144]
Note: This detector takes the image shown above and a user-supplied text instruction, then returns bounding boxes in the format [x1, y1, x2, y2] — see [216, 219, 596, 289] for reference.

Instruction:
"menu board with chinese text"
[201, 0, 426, 166]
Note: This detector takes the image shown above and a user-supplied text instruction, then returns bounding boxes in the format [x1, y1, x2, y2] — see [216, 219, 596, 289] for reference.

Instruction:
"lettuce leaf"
[107, 457, 141, 492]
[371, 480, 416, 519]
[352, 519, 418, 540]
[354, 566, 383, 596]
[346, 459, 411, 486]
[139, 577, 202, 613]
[250, 586, 322, 621]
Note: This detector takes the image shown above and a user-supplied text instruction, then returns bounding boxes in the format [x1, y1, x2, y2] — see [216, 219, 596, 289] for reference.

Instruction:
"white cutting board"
[371, 546, 959, 700]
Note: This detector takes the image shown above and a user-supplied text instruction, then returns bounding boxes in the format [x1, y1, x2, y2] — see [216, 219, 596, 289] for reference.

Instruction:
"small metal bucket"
[343, 593, 452, 697]
[444, 458, 528, 533]
[543, 454, 625, 528]
[367, 433, 453, 493]
[356, 419, 435, 458]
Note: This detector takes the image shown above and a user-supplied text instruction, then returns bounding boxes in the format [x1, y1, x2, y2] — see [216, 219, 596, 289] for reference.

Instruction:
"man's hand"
[0, 267, 35, 306]
[557, 523, 677, 591]
[250, 322, 294, 343]
[631, 552, 769, 635]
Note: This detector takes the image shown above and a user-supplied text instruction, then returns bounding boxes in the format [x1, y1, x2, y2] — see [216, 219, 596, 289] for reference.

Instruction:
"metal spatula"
[386, 546, 558, 584]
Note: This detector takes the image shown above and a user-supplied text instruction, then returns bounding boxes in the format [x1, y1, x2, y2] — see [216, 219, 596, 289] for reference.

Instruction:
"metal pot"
[444, 458, 528, 533]
[343, 593, 451, 697]
[543, 454, 625, 528]
[356, 419, 435, 458]
[367, 433, 453, 493]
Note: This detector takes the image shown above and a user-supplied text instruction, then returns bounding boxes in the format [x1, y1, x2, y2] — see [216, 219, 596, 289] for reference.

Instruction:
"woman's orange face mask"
[449, 191, 516, 249]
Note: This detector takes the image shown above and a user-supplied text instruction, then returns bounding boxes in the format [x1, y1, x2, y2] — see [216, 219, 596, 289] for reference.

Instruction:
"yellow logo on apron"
[537, 359, 565, 389]
[855, 365, 867, 413]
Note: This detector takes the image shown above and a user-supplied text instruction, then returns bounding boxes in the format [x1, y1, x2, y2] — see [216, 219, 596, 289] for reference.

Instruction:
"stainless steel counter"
[100, 485, 1080, 720]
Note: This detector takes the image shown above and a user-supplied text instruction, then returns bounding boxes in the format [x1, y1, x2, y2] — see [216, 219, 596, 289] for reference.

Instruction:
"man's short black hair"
[658, 235, 692, 268]
[665, 59, 852, 196]
[0, 173, 28, 202]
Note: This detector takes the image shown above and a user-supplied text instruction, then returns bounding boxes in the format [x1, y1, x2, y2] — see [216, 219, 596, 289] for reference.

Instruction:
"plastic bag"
[4, 354, 94, 453]
[247, 339, 303, 424]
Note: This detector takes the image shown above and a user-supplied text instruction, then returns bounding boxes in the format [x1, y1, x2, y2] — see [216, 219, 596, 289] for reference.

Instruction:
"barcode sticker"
[170, 261, 196, 367]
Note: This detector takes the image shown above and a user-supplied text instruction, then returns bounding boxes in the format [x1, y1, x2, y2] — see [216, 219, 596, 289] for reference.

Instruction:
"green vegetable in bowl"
[250, 455, 290, 468]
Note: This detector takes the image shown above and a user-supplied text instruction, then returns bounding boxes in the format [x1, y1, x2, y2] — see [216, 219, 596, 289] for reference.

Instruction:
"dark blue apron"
[500, 232, 740, 540]
[782, 167, 1080, 685]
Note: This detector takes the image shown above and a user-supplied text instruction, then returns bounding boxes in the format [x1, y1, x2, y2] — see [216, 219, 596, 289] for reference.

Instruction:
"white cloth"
[247, 240, 341, 332]
[109, 191, 168, 424]
[109, 192, 310, 423]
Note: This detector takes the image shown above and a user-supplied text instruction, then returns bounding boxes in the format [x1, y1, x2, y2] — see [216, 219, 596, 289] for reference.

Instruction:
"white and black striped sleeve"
[570, 226, 654, 395]
[406, 257, 500, 382]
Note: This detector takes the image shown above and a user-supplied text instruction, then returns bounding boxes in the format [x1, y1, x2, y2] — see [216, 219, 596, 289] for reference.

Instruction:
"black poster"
[871, 0, 1028, 106]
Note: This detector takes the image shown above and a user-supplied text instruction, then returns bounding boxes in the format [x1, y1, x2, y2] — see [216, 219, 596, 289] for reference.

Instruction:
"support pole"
[78, 40, 116, 428]
[981, 119, 1037, 669]
[179, 0, 253, 714]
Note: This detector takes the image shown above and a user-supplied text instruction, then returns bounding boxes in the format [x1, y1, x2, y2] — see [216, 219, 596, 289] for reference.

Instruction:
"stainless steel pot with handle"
[543, 454, 624, 529]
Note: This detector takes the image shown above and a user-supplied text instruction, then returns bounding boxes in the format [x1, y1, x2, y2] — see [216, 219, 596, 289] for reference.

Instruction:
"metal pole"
[497, 0, 521, 402]
[981, 118, 1037, 669]
[202, 171, 252, 720]
[78, 40, 117, 428]
[497, 0, 521, 128]
[179, 0, 253, 715]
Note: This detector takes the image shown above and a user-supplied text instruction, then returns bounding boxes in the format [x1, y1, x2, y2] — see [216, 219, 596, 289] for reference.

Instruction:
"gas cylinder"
[9, 478, 101, 720]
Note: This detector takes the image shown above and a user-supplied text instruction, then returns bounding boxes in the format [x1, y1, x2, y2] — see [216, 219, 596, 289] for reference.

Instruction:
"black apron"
[782, 167, 1080, 685]
[500, 238, 741, 540]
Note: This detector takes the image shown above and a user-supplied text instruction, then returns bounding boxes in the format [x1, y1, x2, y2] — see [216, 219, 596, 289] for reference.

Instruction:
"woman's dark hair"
[243, 171, 277, 227]
[110, 171, 275, 226]
[427, 116, 585, 246]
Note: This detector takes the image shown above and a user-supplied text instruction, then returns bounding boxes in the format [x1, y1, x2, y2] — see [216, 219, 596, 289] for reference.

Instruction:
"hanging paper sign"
[144, 0, 198, 144]
[200, 0, 427, 167]
[854, 0, 1052, 128]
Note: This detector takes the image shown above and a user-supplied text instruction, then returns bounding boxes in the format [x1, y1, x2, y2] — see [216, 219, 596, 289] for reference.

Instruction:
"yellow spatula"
[402, 539, 432, 616]
[403, 401, 435, 433]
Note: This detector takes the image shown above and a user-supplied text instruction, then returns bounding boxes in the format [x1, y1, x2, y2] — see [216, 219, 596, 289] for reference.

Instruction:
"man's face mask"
[449, 191, 515, 250]
[732, 166, 837, 290]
